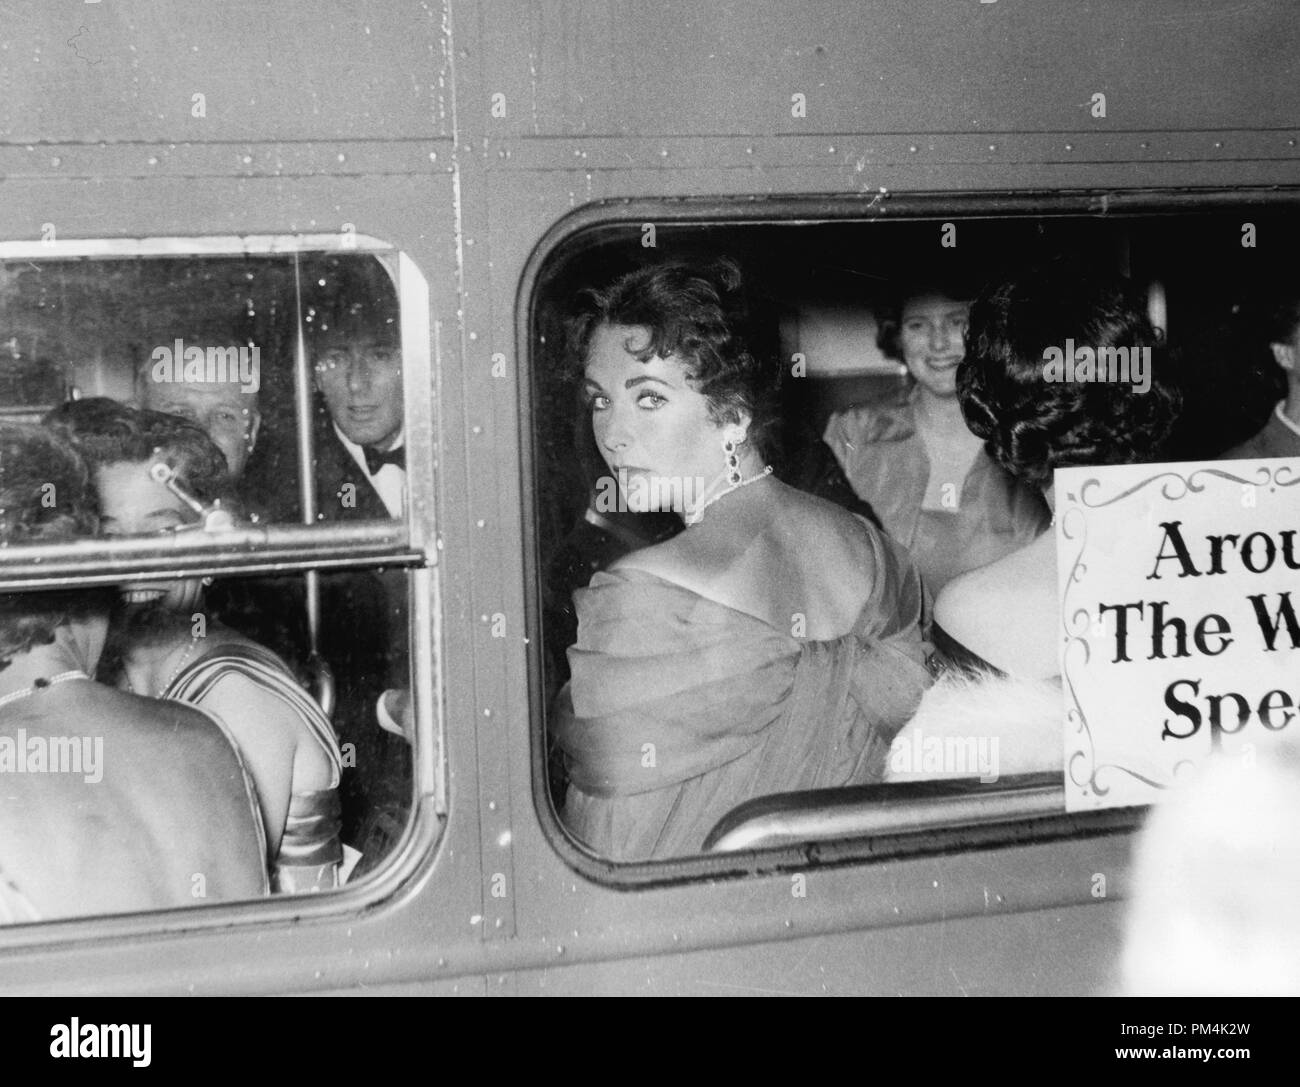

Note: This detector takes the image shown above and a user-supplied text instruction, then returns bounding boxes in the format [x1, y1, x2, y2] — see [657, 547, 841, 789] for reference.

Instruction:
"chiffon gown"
[555, 523, 934, 861]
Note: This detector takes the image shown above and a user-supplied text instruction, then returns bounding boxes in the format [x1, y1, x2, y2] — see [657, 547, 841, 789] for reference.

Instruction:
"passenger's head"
[45, 399, 234, 612]
[0, 424, 112, 674]
[1260, 281, 1300, 385]
[136, 350, 261, 479]
[877, 283, 973, 399]
[957, 268, 1180, 490]
[566, 256, 780, 514]
[304, 258, 404, 451]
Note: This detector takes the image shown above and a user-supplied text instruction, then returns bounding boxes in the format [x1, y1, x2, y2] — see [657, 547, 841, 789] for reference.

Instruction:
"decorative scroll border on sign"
[1061, 464, 1300, 801]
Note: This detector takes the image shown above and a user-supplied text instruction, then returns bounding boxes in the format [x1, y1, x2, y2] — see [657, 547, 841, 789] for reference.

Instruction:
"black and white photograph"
[0, 0, 1297, 1051]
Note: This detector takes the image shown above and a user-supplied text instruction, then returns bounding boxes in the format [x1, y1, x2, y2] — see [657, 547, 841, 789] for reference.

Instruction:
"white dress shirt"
[333, 423, 406, 519]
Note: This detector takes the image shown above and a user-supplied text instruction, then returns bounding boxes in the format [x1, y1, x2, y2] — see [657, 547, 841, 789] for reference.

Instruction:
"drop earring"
[684, 427, 773, 526]
[722, 428, 744, 485]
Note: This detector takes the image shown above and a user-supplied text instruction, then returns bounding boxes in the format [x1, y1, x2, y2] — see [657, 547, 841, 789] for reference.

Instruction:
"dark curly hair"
[1261, 280, 1300, 347]
[301, 254, 400, 349]
[564, 256, 782, 458]
[875, 279, 975, 364]
[0, 424, 112, 671]
[44, 397, 235, 509]
[957, 268, 1181, 488]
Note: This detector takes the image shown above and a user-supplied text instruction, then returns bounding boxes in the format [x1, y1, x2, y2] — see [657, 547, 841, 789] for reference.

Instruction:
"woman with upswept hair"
[47, 399, 345, 893]
[0, 423, 267, 921]
[886, 266, 1182, 785]
[932, 266, 1180, 680]
[552, 257, 933, 862]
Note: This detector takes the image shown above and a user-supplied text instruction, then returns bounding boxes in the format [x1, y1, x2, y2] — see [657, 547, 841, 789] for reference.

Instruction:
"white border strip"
[0, 234, 393, 259]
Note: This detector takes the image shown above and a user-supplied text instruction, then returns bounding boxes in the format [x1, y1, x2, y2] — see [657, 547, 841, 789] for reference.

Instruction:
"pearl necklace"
[683, 465, 774, 526]
[126, 637, 200, 699]
[0, 670, 91, 710]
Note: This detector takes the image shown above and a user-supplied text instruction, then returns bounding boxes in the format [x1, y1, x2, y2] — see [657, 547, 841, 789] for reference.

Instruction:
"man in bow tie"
[311, 320, 406, 520]
[246, 259, 413, 875]
[307, 273, 412, 874]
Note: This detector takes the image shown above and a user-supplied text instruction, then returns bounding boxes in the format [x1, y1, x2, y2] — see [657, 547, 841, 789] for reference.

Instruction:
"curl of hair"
[300, 255, 400, 347]
[0, 424, 109, 670]
[957, 270, 1182, 488]
[563, 256, 783, 459]
[1260, 281, 1300, 346]
[45, 398, 235, 508]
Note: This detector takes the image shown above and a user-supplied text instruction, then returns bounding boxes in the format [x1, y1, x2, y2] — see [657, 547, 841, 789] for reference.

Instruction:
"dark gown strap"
[931, 620, 1007, 679]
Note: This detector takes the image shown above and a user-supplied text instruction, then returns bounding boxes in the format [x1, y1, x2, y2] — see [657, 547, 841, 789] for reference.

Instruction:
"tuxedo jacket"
[245, 409, 412, 858]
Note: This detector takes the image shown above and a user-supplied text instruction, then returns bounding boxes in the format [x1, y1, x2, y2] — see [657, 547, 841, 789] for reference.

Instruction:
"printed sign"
[1057, 458, 1300, 811]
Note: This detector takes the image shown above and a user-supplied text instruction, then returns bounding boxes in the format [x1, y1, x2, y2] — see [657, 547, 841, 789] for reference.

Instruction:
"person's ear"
[1270, 341, 1297, 373]
[729, 406, 754, 444]
[247, 408, 262, 454]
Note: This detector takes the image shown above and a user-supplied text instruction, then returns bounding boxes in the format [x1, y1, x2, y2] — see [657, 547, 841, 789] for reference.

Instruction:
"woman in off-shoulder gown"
[557, 526, 932, 861]
[551, 257, 933, 862]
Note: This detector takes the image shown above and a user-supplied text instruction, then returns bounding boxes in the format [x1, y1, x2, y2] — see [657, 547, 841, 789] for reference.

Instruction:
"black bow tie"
[363, 444, 406, 476]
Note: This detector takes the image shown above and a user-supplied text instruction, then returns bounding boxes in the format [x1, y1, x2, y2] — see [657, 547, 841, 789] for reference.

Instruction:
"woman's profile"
[553, 258, 934, 861]
[48, 400, 345, 892]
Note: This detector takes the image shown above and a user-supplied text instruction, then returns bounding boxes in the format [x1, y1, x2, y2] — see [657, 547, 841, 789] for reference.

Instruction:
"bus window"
[0, 243, 431, 924]
[531, 202, 1300, 873]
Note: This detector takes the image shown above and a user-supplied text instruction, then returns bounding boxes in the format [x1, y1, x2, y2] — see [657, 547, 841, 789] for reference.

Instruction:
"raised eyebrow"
[624, 375, 674, 390]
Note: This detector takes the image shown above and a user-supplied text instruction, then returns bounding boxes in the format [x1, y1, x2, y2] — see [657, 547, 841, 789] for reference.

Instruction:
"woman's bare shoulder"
[615, 488, 879, 575]
[197, 670, 304, 741]
[935, 538, 1059, 678]
[605, 534, 692, 585]
[774, 483, 877, 545]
